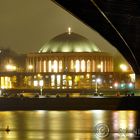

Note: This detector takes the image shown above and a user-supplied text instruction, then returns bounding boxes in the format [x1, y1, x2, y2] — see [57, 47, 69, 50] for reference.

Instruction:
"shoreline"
[0, 97, 139, 110]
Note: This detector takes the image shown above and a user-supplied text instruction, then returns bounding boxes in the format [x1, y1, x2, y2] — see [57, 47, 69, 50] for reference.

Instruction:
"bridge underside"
[52, 0, 140, 74]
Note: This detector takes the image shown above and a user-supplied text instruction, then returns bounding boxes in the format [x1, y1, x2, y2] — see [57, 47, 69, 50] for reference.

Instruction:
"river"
[0, 110, 139, 140]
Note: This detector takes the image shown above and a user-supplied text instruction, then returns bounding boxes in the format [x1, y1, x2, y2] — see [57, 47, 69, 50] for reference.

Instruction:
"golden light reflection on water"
[112, 111, 136, 139]
[112, 111, 136, 130]
[0, 110, 138, 140]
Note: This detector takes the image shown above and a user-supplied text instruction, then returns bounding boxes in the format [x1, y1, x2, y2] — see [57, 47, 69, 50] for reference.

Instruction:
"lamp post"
[95, 78, 101, 93]
[114, 82, 120, 96]
[39, 80, 44, 96]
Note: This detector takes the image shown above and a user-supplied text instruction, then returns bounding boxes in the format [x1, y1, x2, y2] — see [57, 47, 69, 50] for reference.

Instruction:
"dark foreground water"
[0, 110, 140, 140]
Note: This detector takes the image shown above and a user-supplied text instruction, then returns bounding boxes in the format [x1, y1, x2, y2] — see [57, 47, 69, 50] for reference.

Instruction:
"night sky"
[0, 0, 120, 56]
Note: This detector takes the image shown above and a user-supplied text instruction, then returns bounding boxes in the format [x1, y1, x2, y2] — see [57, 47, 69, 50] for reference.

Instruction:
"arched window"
[92, 60, 95, 72]
[87, 60, 91, 72]
[75, 60, 80, 72]
[59, 60, 62, 72]
[53, 60, 58, 72]
[70, 60, 74, 72]
[48, 60, 51, 72]
[43, 60, 46, 72]
[101, 61, 103, 72]
[81, 60, 85, 72]
[39, 59, 42, 72]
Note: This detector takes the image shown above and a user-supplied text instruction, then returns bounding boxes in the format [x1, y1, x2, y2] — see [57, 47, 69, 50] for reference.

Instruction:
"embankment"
[0, 97, 139, 110]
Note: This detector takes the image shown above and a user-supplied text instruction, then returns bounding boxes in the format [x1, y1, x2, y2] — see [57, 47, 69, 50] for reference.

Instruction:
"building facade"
[0, 32, 134, 91]
[25, 32, 133, 90]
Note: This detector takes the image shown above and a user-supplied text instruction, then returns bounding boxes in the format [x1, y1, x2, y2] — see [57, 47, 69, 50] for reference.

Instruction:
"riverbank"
[0, 97, 139, 110]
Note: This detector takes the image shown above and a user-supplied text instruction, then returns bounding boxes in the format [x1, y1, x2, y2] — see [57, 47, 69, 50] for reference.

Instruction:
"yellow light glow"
[129, 74, 135, 82]
[96, 78, 101, 83]
[53, 60, 58, 72]
[37, 74, 42, 78]
[75, 60, 80, 72]
[0, 77, 12, 89]
[51, 75, 55, 86]
[97, 64, 101, 69]
[13, 66, 16, 71]
[87, 60, 91, 72]
[81, 60, 85, 72]
[86, 74, 90, 79]
[34, 80, 38, 87]
[28, 65, 33, 70]
[59, 61, 62, 72]
[114, 82, 119, 88]
[57, 75, 61, 86]
[39, 80, 44, 87]
[6, 64, 16, 71]
[69, 80, 72, 87]
[120, 64, 128, 72]
[75, 76, 80, 83]
[48, 60, 51, 72]
[43, 60, 46, 72]
[68, 27, 71, 35]
[70, 60, 74, 71]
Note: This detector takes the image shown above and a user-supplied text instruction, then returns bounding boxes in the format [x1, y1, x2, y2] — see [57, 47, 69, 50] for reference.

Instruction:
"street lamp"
[128, 82, 134, 89]
[114, 82, 120, 96]
[114, 82, 119, 89]
[95, 78, 101, 93]
[39, 80, 44, 96]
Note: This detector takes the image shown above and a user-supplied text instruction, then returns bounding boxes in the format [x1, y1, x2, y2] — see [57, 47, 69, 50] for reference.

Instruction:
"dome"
[39, 32, 100, 53]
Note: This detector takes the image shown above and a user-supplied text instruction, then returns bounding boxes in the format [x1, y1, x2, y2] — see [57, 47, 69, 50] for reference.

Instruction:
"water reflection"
[0, 110, 139, 140]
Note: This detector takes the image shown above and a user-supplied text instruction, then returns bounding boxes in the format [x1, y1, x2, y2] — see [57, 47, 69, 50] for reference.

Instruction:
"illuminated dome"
[39, 32, 100, 53]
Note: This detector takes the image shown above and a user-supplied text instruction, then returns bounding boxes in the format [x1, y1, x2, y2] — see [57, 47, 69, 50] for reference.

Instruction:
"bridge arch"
[52, 0, 140, 74]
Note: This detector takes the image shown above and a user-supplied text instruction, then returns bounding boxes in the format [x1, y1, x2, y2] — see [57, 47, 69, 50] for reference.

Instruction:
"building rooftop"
[39, 32, 100, 53]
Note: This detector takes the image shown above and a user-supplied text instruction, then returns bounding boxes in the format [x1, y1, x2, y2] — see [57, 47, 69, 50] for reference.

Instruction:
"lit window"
[59, 60, 62, 72]
[57, 75, 61, 86]
[70, 60, 74, 71]
[53, 60, 58, 72]
[92, 60, 95, 72]
[48, 60, 51, 72]
[75, 60, 80, 72]
[34, 80, 38, 87]
[101, 61, 103, 72]
[51, 75, 55, 86]
[87, 60, 91, 72]
[63, 75, 66, 79]
[81, 60, 85, 72]
[43, 60, 46, 72]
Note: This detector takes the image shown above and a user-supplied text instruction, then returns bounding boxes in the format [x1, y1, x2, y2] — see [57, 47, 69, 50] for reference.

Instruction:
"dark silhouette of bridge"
[52, 0, 140, 75]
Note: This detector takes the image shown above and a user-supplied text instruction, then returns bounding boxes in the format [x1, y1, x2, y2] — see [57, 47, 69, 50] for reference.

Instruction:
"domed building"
[27, 32, 113, 73]
[39, 32, 100, 53]
[26, 31, 132, 89]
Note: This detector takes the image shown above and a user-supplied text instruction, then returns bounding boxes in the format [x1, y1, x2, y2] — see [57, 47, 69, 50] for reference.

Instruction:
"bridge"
[52, 0, 140, 87]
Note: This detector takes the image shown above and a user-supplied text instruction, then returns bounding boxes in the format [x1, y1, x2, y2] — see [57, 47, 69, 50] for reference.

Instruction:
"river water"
[0, 110, 139, 140]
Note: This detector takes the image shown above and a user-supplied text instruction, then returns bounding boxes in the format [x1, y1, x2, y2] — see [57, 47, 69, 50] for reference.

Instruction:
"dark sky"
[0, 0, 119, 55]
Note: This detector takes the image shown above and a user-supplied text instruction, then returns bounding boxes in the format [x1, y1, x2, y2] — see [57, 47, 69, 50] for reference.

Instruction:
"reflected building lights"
[0, 111, 138, 139]
[112, 111, 136, 138]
